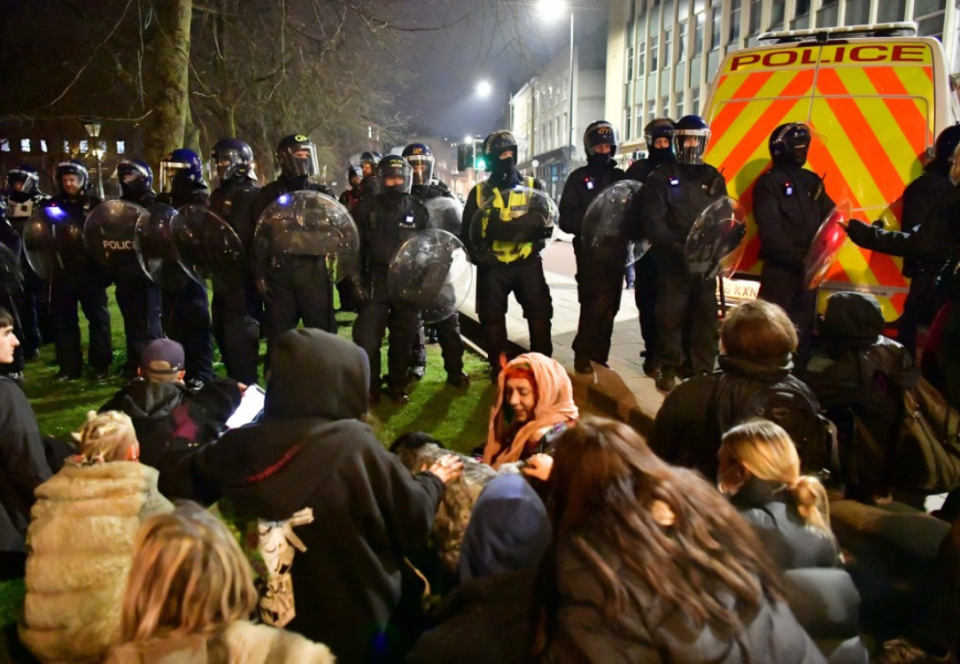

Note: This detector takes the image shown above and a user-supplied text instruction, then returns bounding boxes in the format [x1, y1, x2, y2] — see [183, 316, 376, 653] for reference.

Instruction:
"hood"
[458, 474, 551, 583]
[821, 291, 885, 353]
[718, 353, 793, 382]
[858, 336, 921, 389]
[264, 328, 369, 422]
[114, 381, 186, 421]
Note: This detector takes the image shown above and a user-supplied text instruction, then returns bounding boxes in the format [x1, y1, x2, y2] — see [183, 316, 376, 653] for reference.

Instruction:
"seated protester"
[105, 503, 333, 664]
[156, 329, 463, 663]
[0, 307, 52, 575]
[483, 353, 579, 470]
[535, 417, 825, 663]
[803, 291, 920, 503]
[20, 412, 173, 664]
[408, 475, 551, 664]
[649, 299, 826, 481]
[100, 339, 243, 468]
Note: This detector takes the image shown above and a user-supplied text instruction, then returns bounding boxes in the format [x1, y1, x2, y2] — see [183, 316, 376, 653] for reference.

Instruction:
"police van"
[701, 22, 958, 322]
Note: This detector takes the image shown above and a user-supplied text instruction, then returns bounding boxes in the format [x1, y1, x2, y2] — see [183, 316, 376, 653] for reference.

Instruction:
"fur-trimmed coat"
[104, 620, 335, 664]
[19, 461, 173, 664]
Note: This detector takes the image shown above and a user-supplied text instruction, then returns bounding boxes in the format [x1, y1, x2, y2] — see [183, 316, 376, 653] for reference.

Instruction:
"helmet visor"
[381, 161, 413, 194]
[406, 154, 435, 186]
[280, 143, 318, 178]
[211, 149, 245, 180]
[674, 129, 711, 165]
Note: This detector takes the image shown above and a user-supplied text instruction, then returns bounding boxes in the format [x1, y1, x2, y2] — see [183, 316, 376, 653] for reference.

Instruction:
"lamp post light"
[537, 0, 576, 168]
[82, 117, 104, 199]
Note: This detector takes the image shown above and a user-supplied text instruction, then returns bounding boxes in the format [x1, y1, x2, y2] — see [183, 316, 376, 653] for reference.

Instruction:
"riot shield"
[388, 229, 473, 324]
[254, 191, 359, 288]
[581, 180, 647, 265]
[424, 197, 464, 234]
[684, 196, 747, 280]
[0, 243, 21, 295]
[467, 186, 559, 261]
[83, 199, 151, 280]
[803, 200, 852, 290]
[134, 202, 187, 290]
[24, 206, 89, 281]
[171, 205, 246, 292]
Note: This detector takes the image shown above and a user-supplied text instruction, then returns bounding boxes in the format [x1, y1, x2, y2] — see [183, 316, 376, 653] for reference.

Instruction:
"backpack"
[855, 376, 960, 493]
[713, 373, 836, 473]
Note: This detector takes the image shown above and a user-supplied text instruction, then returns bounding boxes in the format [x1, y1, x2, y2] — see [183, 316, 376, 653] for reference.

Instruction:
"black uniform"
[461, 169, 553, 373]
[251, 175, 336, 360]
[642, 161, 727, 377]
[846, 178, 960, 356]
[157, 188, 215, 384]
[624, 156, 670, 371]
[43, 192, 113, 378]
[209, 177, 261, 384]
[4, 188, 51, 358]
[351, 192, 427, 396]
[559, 159, 626, 368]
[410, 179, 465, 382]
[359, 174, 381, 199]
[753, 161, 834, 356]
[116, 189, 163, 376]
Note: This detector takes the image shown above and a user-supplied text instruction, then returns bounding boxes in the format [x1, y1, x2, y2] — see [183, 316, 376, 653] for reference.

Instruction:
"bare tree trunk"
[143, 0, 193, 169]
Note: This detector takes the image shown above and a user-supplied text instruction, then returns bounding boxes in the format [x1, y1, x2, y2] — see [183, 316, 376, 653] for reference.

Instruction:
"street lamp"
[476, 80, 492, 97]
[537, 0, 575, 151]
[82, 117, 104, 199]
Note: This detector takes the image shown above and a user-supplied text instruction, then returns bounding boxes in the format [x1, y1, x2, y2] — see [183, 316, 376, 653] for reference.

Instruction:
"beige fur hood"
[19, 461, 173, 664]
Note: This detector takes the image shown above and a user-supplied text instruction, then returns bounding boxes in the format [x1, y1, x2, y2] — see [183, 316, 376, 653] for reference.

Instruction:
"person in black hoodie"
[754, 123, 836, 360]
[803, 291, 921, 502]
[559, 121, 627, 374]
[460, 131, 553, 380]
[158, 328, 463, 663]
[99, 339, 242, 468]
[625, 118, 675, 376]
[0, 307, 52, 576]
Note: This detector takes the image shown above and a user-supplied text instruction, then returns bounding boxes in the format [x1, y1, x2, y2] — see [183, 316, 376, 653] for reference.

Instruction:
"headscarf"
[484, 353, 578, 468]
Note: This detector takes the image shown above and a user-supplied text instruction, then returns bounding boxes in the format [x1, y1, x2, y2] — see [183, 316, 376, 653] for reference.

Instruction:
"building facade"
[509, 30, 607, 199]
[605, 0, 959, 157]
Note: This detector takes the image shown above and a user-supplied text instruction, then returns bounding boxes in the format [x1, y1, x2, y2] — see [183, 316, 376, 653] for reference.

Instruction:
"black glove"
[349, 276, 370, 307]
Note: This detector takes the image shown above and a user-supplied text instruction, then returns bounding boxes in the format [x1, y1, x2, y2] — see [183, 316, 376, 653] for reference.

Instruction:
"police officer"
[339, 166, 363, 209]
[358, 151, 382, 199]
[115, 158, 163, 376]
[250, 133, 336, 360]
[403, 142, 468, 386]
[753, 123, 835, 360]
[843, 125, 960, 357]
[350, 155, 427, 403]
[208, 138, 261, 384]
[4, 164, 51, 360]
[44, 159, 112, 380]
[625, 118, 675, 375]
[559, 120, 626, 374]
[642, 115, 727, 392]
[157, 148, 215, 386]
[460, 130, 553, 379]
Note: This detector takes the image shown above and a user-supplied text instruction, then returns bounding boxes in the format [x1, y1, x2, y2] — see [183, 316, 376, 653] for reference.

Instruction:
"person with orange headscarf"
[483, 353, 579, 470]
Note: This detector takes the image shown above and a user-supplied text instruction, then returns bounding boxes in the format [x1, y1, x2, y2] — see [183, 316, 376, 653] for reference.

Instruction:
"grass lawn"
[2, 285, 496, 662]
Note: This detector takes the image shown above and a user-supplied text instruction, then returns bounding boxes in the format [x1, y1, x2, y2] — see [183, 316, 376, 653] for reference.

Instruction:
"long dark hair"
[535, 417, 783, 652]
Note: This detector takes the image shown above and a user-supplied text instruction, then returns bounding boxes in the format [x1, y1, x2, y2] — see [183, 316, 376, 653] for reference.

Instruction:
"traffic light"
[474, 154, 487, 171]
[457, 139, 487, 171]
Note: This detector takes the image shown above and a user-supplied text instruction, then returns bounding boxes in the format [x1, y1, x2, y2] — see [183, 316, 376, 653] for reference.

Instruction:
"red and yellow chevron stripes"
[704, 40, 936, 321]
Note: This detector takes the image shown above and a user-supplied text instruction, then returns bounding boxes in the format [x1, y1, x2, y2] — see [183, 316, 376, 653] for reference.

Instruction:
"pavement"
[457, 239, 666, 435]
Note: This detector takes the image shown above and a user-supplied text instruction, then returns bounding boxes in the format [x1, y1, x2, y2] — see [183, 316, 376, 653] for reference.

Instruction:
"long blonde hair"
[118, 503, 258, 647]
[721, 419, 832, 534]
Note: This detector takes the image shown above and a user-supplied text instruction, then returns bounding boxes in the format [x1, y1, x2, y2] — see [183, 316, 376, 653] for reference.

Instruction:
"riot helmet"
[402, 143, 435, 186]
[769, 123, 811, 167]
[115, 159, 154, 196]
[347, 166, 362, 187]
[55, 159, 89, 195]
[276, 134, 319, 179]
[583, 121, 619, 159]
[359, 151, 381, 177]
[160, 148, 206, 192]
[211, 138, 255, 182]
[644, 118, 675, 167]
[931, 124, 960, 174]
[483, 130, 518, 174]
[379, 155, 413, 195]
[7, 164, 40, 194]
[673, 115, 711, 166]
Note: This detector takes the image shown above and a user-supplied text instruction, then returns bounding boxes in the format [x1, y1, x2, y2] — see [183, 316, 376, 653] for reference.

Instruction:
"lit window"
[1, 139, 10, 153]
[710, 6, 722, 51]
[694, 12, 704, 56]
[676, 91, 685, 116]
[729, 0, 742, 43]
[40, 140, 48, 153]
[638, 41, 646, 77]
[116, 141, 125, 154]
[664, 28, 673, 69]
[20, 139, 30, 153]
[63, 141, 70, 153]
[749, 0, 762, 36]
[844, 0, 869, 25]
[80, 140, 89, 153]
[626, 47, 635, 82]
[651, 35, 659, 71]
[678, 20, 688, 62]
